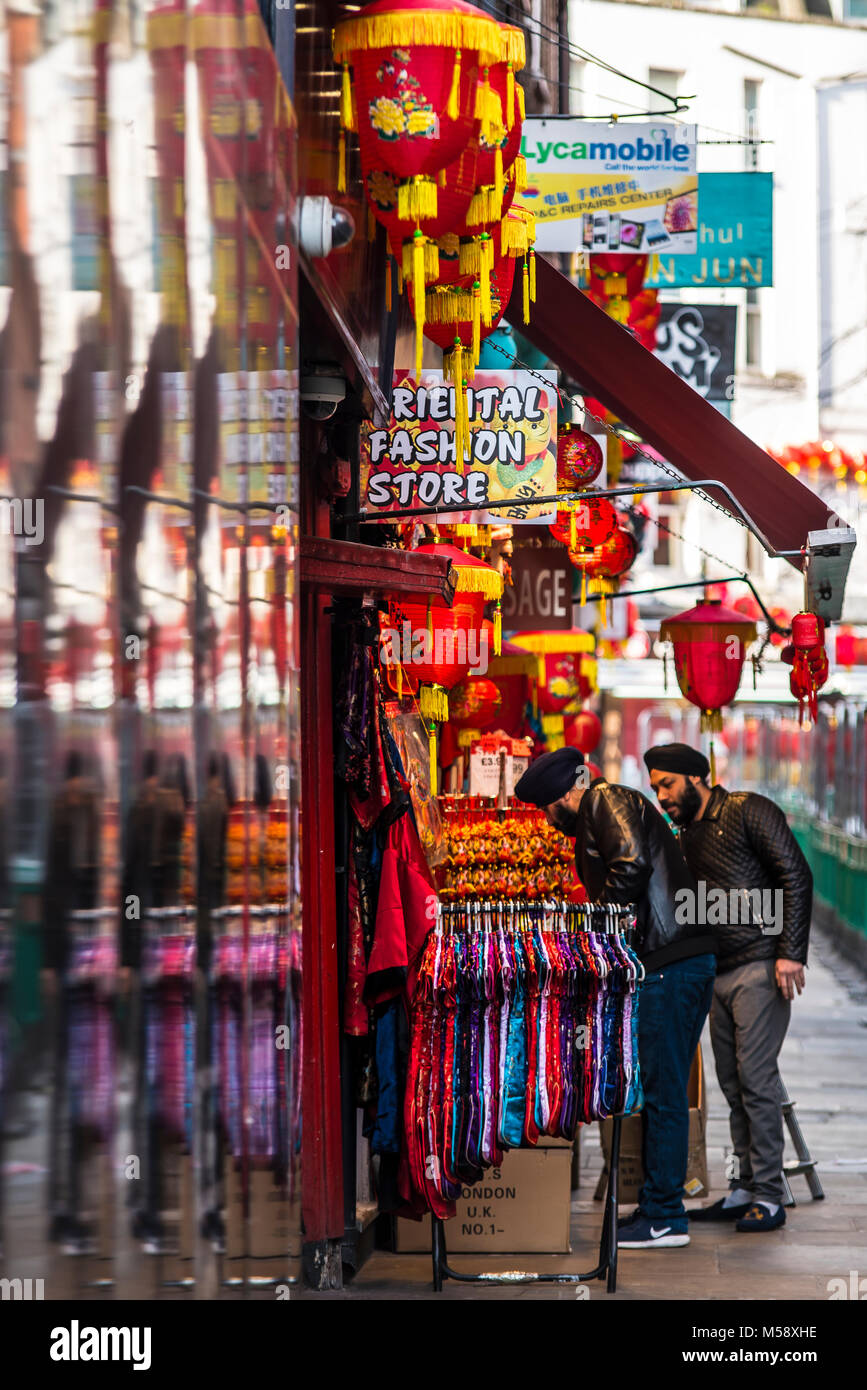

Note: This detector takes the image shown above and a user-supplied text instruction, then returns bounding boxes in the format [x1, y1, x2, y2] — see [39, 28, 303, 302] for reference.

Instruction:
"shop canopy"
[506, 257, 839, 572]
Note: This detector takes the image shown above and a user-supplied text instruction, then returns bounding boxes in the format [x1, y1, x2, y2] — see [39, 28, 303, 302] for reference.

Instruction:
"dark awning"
[507, 257, 839, 570]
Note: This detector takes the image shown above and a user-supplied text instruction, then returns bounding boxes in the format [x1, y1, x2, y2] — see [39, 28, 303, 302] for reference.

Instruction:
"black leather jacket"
[574, 778, 715, 971]
[677, 785, 812, 975]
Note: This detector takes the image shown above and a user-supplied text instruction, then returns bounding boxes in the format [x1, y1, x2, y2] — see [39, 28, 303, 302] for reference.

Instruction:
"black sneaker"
[617, 1207, 643, 1227]
[736, 1203, 786, 1233]
[617, 1214, 689, 1248]
[689, 1197, 754, 1222]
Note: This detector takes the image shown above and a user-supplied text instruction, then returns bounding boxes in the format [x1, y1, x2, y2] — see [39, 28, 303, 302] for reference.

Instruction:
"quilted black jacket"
[574, 778, 716, 971]
[677, 785, 812, 974]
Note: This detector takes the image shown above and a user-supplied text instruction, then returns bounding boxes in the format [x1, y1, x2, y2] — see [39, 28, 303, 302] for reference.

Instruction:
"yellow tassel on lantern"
[522, 256, 530, 324]
[494, 145, 504, 209]
[398, 174, 438, 222]
[472, 281, 481, 366]
[517, 83, 525, 120]
[397, 260, 404, 294]
[709, 738, 717, 787]
[428, 724, 438, 797]
[506, 64, 515, 126]
[412, 231, 426, 380]
[447, 48, 462, 120]
[494, 600, 502, 656]
[511, 153, 527, 193]
[420, 682, 449, 722]
[479, 235, 493, 324]
[426, 596, 433, 642]
[340, 63, 355, 131]
[458, 236, 481, 277]
[403, 234, 438, 284]
[580, 569, 587, 606]
[529, 248, 536, 303]
[337, 129, 347, 194]
[438, 166, 447, 187]
[570, 508, 577, 550]
[396, 662, 402, 700]
[474, 68, 502, 143]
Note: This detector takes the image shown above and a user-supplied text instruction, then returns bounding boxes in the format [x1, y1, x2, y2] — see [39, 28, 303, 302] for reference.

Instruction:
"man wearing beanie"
[515, 747, 716, 1249]
[644, 742, 812, 1234]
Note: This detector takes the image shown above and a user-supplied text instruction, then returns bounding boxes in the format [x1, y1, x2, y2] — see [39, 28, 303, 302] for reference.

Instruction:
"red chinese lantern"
[564, 708, 602, 754]
[510, 631, 595, 750]
[550, 494, 616, 548]
[333, 0, 504, 214]
[557, 425, 604, 490]
[569, 524, 637, 614]
[660, 598, 757, 782]
[448, 674, 502, 744]
[836, 626, 856, 668]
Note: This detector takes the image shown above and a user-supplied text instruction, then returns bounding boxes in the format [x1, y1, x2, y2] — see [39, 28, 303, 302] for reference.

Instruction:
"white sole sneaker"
[618, 1232, 690, 1248]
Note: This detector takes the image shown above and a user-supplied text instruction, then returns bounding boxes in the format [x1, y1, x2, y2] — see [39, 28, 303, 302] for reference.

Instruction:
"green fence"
[790, 815, 867, 941]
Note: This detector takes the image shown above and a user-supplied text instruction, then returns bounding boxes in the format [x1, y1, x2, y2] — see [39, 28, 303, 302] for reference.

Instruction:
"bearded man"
[644, 743, 812, 1234]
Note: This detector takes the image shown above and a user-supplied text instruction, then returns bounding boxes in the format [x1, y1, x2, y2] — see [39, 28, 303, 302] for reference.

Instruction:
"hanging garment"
[404, 900, 644, 1213]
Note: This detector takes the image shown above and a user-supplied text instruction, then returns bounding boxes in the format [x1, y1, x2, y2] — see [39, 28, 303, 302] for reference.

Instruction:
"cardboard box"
[595, 1044, 709, 1202]
[396, 1145, 572, 1253]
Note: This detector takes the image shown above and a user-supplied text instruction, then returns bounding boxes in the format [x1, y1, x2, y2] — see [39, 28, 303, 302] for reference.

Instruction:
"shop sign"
[360, 370, 558, 524]
[518, 118, 698, 254]
[503, 546, 573, 631]
[655, 303, 737, 404]
[645, 173, 773, 288]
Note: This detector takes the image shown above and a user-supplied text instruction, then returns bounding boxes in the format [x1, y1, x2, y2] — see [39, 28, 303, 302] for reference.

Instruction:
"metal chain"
[482, 334, 749, 529]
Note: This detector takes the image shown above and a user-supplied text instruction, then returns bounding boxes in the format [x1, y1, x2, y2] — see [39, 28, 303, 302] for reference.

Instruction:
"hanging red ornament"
[448, 675, 502, 744]
[660, 598, 757, 782]
[333, 0, 504, 214]
[564, 708, 602, 754]
[557, 425, 604, 490]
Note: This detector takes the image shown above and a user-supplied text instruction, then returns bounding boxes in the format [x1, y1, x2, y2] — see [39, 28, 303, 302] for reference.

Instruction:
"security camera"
[301, 365, 346, 421]
[296, 197, 356, 259]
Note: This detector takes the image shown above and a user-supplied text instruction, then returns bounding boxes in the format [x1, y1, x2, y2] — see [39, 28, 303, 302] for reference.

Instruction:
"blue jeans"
[637, 952, 716, 1230]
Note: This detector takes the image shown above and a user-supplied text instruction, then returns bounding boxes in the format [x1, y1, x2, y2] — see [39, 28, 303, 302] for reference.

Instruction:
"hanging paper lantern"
[569, 524, 637, 615]
[448, 675, 502, 744]
[791, 611, 824, 650]
[557, 425, 604, 490]
[564, 708, 602, 754]
[333, 0, 504, 214]
[660, 600, 757, 782]
[415, 540, 504, 654]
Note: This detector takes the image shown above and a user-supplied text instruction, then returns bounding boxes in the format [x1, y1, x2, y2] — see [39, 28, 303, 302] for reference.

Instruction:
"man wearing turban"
[644, 742, 812, 1234]
[515, 747, 716, 1250]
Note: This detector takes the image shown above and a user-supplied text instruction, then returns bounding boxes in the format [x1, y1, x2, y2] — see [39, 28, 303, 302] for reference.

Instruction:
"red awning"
[507, 257, 837, 569]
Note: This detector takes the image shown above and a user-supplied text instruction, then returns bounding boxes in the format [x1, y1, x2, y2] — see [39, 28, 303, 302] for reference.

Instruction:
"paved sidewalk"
[303, 922, 867, 1301]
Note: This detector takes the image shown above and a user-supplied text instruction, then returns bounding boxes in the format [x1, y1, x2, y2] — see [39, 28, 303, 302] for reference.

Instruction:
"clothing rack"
[417, 898, 640, 1294]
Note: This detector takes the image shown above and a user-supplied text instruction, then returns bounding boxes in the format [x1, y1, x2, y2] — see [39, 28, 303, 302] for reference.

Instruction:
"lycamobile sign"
[516, 118, 698, 255]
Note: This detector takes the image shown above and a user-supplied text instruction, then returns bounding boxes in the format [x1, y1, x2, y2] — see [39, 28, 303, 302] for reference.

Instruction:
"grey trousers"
[710, 958, 791, 1204]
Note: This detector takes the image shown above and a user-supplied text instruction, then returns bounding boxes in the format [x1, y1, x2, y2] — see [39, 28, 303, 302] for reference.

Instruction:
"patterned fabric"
[405, 901, 643, 1214]
[679, 786, 812, 972]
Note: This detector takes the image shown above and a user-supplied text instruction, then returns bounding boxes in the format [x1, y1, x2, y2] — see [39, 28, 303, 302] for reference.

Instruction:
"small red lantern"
[564, 708, 602, 754]
[660, 598, 757, 782]
[557, 425, 604, 490]
[791, 612, 824, 650]
[569, 525, 637, 617]
[449, 675, 502, 743]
